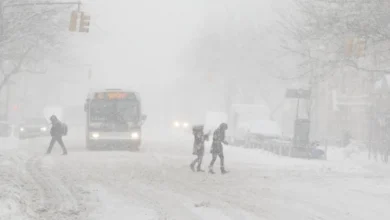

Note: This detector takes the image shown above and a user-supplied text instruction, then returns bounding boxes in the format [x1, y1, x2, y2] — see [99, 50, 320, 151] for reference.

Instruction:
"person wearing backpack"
[46, 115, 68, 155]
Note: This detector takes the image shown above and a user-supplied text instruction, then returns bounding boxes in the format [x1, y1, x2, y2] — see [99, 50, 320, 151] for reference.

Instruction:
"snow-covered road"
[1, 138, 390, 220]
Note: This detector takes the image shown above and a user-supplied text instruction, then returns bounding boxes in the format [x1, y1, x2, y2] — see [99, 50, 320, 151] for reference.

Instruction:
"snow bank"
[224, 145, 368, 174]
[342, 140, 364, 159]
[0, 150, 34, 220]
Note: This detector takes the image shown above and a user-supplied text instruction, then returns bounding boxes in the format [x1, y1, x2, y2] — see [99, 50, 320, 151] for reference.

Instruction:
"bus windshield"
[89, 99, 139, 123]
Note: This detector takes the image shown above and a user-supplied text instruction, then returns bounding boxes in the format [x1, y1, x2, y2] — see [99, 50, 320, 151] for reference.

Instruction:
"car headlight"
[173, 121, 180, 127]
[182, 122, 189, 128]
[91, 132, 100, 139]
[131, 132, 140, 139]
[40, 127, 47, 132]
[20, 127, 24, 132]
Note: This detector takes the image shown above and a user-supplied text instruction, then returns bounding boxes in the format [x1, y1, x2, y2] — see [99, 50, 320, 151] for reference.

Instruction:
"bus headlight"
[91, 132, 100, 139]
[131, 132, 140, 139]
[182, 122, 189, 128]
[20, 127, 25, 132]
[40, 127, 47, 132]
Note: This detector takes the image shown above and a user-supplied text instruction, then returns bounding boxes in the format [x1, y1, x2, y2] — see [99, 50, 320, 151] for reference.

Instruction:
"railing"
[242, 135, 329, 159]
[244, 135, 293, 156]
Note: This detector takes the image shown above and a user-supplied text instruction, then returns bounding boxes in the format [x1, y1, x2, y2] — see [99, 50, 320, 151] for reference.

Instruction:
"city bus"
[84, 89, 146, 150]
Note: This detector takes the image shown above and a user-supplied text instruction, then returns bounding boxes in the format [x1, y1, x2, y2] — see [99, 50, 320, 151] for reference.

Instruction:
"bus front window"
[90, 100, 139, 123]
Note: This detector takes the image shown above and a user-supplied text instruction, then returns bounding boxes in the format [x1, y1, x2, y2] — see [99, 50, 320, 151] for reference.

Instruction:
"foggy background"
[3, 1, 390, 220]
[3, 0, 297, 140]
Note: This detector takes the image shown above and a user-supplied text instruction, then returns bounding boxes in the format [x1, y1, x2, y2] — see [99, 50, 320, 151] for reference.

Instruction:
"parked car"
[17, 117, 50, 139]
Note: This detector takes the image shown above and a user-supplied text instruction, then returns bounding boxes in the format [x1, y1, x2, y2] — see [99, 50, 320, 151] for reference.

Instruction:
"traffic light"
[345, 38, 353, 57]
[79, 12, 90, 33]
[355, 39, 366, 57]
[69, 11, 78, 32]
[345, 37, 366, 58]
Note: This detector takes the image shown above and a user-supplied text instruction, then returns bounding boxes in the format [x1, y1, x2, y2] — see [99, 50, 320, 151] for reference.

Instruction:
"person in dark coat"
[190, 125, 210, 172]
[209, 123, 228, 174]
[46, 115, 68, 155]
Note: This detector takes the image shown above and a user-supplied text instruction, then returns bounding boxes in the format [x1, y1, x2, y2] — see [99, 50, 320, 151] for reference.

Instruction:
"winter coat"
[50, 121, 64, 137]
[210, 127, 227, 154]
[193, 131, 209, 156]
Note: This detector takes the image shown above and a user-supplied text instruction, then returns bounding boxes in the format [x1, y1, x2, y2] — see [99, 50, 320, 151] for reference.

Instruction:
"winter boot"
[208, 167, 215, 174]
[221, 168, 228, 174]
[197, 167, 205, 172]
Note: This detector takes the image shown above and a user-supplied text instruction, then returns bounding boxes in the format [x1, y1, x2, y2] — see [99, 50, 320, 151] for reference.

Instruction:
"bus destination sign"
[94, 92, 134, 100]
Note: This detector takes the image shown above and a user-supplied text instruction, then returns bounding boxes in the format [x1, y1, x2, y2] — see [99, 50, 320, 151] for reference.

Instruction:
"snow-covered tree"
[278, 0, 390, 82]
[0, 0, 71, 93]
[277, 0, 390, 146]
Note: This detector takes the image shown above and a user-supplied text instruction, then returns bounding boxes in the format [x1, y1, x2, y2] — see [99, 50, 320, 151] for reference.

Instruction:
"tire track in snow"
[97, 160, 204, 220]
[0, 152, 39, 220]
[50, 153, 202, 220]
[127, 180, 204, 220]
[26, 156, 80, 219]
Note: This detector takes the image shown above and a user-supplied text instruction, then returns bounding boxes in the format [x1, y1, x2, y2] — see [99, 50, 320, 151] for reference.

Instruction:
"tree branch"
[0, 46, 34, 92]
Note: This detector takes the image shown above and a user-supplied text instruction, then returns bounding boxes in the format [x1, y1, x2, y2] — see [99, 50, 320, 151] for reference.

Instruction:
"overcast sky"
[37, 0, 292, 121]
[57, 0, 288, 87]
[62, 0, 206, 88]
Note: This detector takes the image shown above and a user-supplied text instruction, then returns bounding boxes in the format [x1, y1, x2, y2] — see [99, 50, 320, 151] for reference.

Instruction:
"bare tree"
[277, 0, 390, 151]
[0, 0, 71, 93]
[278, 0, 390, 81]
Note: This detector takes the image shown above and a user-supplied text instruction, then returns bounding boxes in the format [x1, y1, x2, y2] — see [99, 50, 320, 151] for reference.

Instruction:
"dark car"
[18, 117, 50, 139]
